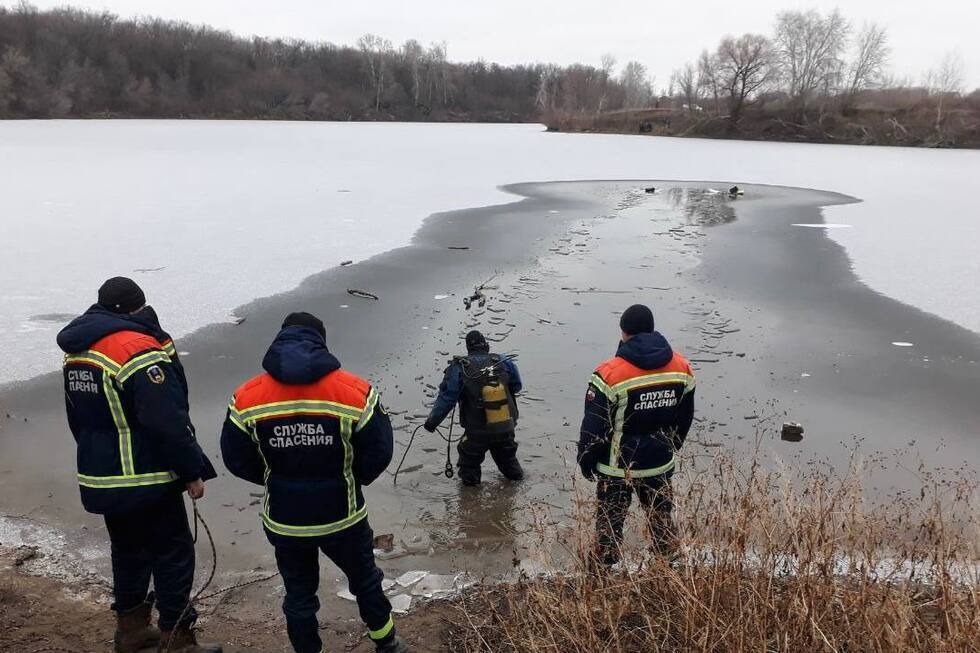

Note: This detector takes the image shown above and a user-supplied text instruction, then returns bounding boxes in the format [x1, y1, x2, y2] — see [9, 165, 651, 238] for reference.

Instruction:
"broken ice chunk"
[395, 570, 428, 587]
[390, 594, 412, 614]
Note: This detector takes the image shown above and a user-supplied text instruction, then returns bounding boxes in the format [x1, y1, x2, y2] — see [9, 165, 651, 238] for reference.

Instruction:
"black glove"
[423, 417, 438, 433]
[578, 455, 597, 481]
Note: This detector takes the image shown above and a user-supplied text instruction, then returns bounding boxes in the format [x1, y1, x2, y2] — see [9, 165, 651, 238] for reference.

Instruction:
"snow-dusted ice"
[1, 121, 979, 384]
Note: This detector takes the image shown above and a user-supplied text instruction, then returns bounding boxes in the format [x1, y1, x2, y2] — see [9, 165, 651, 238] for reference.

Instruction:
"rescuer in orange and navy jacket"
[220, 312, 409, 653]
[57, 277, 220, 653]
[578, 304, 695, 565]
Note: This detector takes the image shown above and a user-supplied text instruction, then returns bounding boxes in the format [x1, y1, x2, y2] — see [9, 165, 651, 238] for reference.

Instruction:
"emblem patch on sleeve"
[146, 365, 166, 384]
[586, 388, 596, 402]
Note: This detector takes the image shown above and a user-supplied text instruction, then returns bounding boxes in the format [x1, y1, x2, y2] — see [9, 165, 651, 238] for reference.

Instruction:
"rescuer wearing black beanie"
[97, 276, 146, 314]
[619, 303, 655, 336]
[282, 311, 327, 340]
[578, 301, 697, 566]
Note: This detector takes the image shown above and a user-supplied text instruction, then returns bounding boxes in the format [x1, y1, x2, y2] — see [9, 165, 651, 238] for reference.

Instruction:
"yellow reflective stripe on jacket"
[117, 350, 172, 384]
[340, 418, 356, 515]
[590, 373, 615, 400]
[78, 471, 178, 488]
[369, 616, 395, 641]
[239, 399, 363, 423]
[161, 340, 177, 356]
[64, 351, 121, 375]
[103, 370, 136, 476]
[261, 504, 368, 537]
[601, 370, 693, 469]
[355, 388, 379, 432]
[597, 456, 675, 478]
[611, 371, 695, 395]
[227, 401, 249, 433]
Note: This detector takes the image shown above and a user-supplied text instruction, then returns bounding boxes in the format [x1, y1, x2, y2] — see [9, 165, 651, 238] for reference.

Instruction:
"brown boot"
[157, 625, 222, 653]
[114, 600, 161, 653]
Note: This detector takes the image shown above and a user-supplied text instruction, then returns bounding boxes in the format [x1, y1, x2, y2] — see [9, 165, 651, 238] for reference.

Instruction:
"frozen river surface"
[1, 121, 978, 384]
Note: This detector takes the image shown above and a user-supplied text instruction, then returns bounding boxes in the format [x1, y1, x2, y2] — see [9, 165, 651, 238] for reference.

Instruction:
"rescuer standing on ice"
[578, 304, 696, 565]
[424, 330, 524, 486]
[57, 277, 220, 653]
[220, 312, 410, 653]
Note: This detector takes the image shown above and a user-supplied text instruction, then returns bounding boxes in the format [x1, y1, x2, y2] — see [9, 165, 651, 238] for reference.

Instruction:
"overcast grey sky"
[19, 0, 980, 89]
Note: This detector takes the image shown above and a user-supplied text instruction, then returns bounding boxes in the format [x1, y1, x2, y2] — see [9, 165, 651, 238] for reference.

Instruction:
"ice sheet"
[1, 122, 979, 384]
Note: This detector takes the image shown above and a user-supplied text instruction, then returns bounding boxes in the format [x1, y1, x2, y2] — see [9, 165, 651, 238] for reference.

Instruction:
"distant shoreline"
[545, 111, 980, 149]
[4, 112, 975, 149]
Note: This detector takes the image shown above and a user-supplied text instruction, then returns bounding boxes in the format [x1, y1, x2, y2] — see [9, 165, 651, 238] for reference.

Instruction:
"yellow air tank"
[481, 381, 512, 425]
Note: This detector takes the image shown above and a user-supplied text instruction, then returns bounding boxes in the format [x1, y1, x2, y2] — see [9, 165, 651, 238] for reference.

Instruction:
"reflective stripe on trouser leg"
[369, 615, 395, 641]
[318, 520, 394, 644]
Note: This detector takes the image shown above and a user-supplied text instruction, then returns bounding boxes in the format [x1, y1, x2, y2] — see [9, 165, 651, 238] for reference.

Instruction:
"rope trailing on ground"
[164, 499, 218, 653]
[29, 498, 281, 653]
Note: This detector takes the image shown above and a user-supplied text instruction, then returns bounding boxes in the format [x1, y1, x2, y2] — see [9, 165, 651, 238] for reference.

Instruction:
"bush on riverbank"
[451, 445, 980, 652]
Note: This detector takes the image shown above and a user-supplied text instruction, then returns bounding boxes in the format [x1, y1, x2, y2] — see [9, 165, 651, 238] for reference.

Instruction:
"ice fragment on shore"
[410, 573, 471, 597]
[792, 223, 853, 229]
[395, 570, 428, 587]
[337, 588, 356, 602]
[892, 341, 914, 347]
[433, 295, 450, 300]
[390, 594, 412, 613]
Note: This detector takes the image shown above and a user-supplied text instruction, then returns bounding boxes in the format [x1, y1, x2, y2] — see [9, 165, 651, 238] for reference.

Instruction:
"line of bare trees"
[0, 3, 648, 121]
[2, 3, 976, 146]
[662, 8, 977, 144]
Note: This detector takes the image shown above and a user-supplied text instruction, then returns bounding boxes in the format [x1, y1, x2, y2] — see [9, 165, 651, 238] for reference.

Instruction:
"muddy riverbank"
[1, 179, 978, 651]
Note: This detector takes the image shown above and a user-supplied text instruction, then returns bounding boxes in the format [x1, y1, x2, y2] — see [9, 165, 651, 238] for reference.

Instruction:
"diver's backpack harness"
[457, 354, 517, 435]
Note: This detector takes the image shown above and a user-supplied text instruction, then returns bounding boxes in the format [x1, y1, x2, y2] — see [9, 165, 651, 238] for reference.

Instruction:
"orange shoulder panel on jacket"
[316, 369, 371, 409]
[233, 374, 273, 410]
[596, 352, 693, 386]
[665, 351, 694, 376]
[233, 369, 371, 411]
[594, 357, 631, 384]
[90, 330, 164, 365]
[595, 357, 643, 386]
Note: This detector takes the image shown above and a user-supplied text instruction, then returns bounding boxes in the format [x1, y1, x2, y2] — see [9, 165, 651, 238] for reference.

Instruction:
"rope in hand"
[392, 406, 459, 485]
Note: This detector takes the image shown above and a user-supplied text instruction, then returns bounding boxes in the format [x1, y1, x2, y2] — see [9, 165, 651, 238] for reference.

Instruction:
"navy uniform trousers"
[103, 491, 197, 630]
[595, 472, 675, 565]
[268, 519, 394, 653]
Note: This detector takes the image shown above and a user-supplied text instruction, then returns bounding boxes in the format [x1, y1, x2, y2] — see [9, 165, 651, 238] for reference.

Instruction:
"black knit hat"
[98, 277, 146, 314]
[282, 312, 326, 340]
[465, 330, 489, 353]
[620, 304, 654, 335]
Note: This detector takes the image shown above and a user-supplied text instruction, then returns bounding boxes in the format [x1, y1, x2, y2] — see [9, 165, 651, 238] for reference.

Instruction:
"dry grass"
[451, 443, 980, 652]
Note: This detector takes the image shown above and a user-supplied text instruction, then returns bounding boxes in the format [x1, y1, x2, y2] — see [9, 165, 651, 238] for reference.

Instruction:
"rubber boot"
[114, 600, 161, 653]
[376, 635, 412, 653]
[157, 625, 222, 653]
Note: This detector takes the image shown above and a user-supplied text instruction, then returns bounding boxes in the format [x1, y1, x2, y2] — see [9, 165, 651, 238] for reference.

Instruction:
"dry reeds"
[451, 443, 980, 652]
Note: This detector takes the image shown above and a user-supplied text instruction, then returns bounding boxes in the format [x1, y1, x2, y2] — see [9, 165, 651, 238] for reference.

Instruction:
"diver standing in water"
[424, 330, 524, 486]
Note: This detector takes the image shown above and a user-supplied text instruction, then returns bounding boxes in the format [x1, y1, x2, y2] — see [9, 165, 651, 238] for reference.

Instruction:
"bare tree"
[673, 62, 700, 112]
[715, 34, 774, 128]
[842, 22, 889, 110]
[357, 33, 392, 112]
[926, 51, 965, 134]
[697, 49, 721, 114]
[620, 60, 651, 108]
[774, 9, 849, 112]
[597, 53, 616, 112]
[401, 39, 425, 106]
